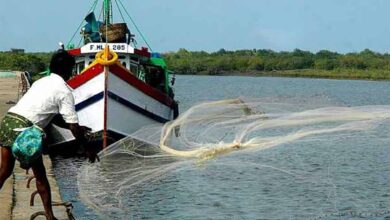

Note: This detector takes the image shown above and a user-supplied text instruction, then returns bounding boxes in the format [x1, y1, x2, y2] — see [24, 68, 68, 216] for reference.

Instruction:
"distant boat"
[49, 0, 179, 150]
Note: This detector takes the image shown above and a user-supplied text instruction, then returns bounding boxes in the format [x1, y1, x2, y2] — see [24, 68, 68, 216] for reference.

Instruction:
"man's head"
[49, 50, 75, 80]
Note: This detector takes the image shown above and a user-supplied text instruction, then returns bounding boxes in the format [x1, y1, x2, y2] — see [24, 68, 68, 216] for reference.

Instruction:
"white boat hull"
[50, 63, 176, 147]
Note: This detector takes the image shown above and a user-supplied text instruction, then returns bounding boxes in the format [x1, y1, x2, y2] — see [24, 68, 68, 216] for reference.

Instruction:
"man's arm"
[68, 123, 90, 141]
[68, 123, 99, 163]
[58, 91, 99, 163]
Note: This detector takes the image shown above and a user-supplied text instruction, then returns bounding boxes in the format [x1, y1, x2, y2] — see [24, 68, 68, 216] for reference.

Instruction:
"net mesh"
[78, 98, 390, 219]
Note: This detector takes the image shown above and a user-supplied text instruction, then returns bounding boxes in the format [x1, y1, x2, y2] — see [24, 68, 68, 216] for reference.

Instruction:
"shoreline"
[184, 69, 390, 81]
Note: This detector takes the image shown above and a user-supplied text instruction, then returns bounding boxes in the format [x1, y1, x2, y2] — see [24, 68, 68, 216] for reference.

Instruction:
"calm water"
[53, 76, 390, 219]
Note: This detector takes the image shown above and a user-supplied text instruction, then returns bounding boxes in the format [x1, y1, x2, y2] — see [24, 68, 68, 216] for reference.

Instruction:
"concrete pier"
[0, 72, 70, 219]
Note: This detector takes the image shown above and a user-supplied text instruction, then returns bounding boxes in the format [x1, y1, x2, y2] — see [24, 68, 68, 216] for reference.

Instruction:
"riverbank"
[194, 69, 390, 81]
[0, 72, 69, 220]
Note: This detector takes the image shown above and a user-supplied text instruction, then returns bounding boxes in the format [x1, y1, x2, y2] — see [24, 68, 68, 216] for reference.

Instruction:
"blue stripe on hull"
[107, 92, 170, 123]
[75, 92, 104, 111]
[74, 91, 170, 123]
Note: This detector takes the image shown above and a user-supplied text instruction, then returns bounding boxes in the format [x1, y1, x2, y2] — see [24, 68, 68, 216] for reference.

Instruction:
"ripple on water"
[53, 76, 390, 219]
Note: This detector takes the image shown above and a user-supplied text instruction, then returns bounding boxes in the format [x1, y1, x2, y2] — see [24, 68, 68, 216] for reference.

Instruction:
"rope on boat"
[117, 0, 154, 52]
[67, 0, 99, 48]
[113, 0, 126, 24]
[67, 0, 154, 52]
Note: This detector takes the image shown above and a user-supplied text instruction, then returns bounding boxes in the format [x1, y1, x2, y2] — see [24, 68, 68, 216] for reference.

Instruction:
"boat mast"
[102, 0, 112, 148]
[103, 0, 112, 25]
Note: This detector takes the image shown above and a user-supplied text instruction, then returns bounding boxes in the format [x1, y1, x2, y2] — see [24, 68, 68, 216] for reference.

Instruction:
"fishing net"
[78, 98, 390, 219]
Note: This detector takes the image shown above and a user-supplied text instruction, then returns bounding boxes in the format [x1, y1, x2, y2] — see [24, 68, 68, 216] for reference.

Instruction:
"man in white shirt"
[0, 50, 95, 220]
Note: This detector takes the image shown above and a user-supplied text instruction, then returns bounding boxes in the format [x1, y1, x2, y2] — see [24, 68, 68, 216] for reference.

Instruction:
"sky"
[1, 0, 390, 53]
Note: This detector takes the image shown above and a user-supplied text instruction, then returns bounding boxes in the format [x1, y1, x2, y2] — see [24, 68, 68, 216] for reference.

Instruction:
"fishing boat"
[49, 0, 178, 150]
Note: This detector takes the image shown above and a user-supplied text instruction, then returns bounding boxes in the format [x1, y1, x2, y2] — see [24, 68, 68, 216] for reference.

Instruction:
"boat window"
[130, 56, 139, 63]
[130, 64, 138, 75]
[143, 66, 166, 93]
[76, 61, 85, 74]
[75, 57, 85, 64]
[72, 67, 77, 76]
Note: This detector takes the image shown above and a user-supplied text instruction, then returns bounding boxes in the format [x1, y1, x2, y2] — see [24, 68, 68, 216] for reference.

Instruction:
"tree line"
[163, 48, 390, 76]
[1, 48, 390, 80]
[0, 51, 52, 75]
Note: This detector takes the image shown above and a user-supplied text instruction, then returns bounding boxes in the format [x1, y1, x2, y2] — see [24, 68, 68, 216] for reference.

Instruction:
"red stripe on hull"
[68, 48, 81, 56]
[67, 64, 104, 89]
[67, 62, 174, 108]
[109, 65, 174, 108]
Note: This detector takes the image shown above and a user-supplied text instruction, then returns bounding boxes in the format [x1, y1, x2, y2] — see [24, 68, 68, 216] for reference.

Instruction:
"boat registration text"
[81, 43, 135, 53]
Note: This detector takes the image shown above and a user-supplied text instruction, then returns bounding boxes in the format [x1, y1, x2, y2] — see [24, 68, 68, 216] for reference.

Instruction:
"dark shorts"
[0, 112, 33, 148]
